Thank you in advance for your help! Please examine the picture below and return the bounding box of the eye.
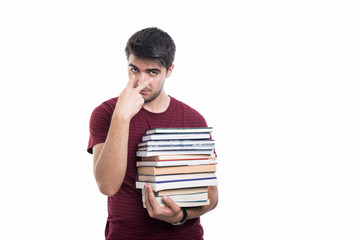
[149,71,158,76]
[131,68,139,73]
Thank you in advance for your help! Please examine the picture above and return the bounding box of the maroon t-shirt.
[87,96,207,240]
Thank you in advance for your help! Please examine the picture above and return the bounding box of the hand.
[144,183,183,224]
[114,75,153,121]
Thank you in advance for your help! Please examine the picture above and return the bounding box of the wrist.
[172,208,187,226]
[112,111,132,124]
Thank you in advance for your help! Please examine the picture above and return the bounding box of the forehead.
[128,54,165,70]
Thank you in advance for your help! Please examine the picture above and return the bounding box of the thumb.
[162,195,180,211]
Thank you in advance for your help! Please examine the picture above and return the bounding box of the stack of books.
[135,127,217,208]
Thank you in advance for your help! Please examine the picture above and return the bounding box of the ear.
[166,64,174,78]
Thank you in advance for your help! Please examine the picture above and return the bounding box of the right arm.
[92,116,130,196]
[93,76,153,196]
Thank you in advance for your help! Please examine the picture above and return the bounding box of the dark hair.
[125,27,176,70]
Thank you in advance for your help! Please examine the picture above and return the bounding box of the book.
[141,185,210,208]
[136,159,217,167]
[141,153,216,161]
[136,127,217,209]
[142,133,211,141]
[142,191,208,202]
[137,164,217,175]
[136,149,214,157]
[137,140,215,148]
[142,187,208,196]
[137,173,216,182]
[145,127,213,135]
[138,177,217,184]
[138,145,214,151]
[144,200,210,208]
[136,178,218,191]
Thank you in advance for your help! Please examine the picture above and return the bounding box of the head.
[125,27,176,102]
[125,27,176,70]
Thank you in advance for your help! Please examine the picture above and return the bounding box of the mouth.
[140,89,151,95]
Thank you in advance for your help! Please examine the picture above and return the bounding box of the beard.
[143,80,165,103]
[143,88,161,103]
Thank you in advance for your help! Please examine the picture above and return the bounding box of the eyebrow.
[129,64,161,73]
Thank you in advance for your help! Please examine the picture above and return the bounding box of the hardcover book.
[136,149,214,157]
[141,153,216,161]
[142,187,208,196]
[138,173,216,182]
[136,159,217,167]
[136,178,218,191]
[137,164,217,175]
[137,140,215,148]
[145,127,213,135]
[142,133,211,142]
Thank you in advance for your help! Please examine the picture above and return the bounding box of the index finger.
[136,78,153,91]
[127,75,136,88]
[144,184,155,213]
[146,184,159,206]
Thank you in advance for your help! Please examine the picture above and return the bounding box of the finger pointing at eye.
[136,78,153,92]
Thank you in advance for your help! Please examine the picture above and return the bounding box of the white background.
[1,0,359,239]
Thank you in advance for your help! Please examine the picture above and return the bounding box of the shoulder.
[94,97,118,112]
[170,96,208,127]
[89,97,118,129]
[171,96,203,115]
[87,97,118,154]
[91,97,118,118]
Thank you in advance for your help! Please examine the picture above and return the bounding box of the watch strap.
[172,208,188,226]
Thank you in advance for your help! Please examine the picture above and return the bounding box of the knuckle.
[153,209,162,217]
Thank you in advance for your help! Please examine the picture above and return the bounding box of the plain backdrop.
[1,0,359,239]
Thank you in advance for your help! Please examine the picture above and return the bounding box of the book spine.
[136,179,218,191]
[151,177,217,184]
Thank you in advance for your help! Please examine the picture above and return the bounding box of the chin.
[144,96,155,103]
[144,93,161,103]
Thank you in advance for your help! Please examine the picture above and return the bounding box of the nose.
[136,72,149,87]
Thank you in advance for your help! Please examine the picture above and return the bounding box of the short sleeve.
[87,102,113,154]
[197,114,208,128]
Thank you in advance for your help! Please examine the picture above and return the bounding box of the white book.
[144,200,210,208]
[145,127,213,135]
[136,178,218,191]
[142,133,211,141]
[142,192,209,203]
[142,187,208,196]
[137,173,216,182]
[136,159,217,167]
[137,140,215,147]
[138,145,214,151]
[136,149,214,157]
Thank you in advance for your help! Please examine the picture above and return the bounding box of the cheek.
[151,77,165,89]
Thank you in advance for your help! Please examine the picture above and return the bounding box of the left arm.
[144,184,218,224]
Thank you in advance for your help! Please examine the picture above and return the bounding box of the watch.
[172,208,188,226]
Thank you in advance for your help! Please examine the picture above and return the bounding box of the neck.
[143,91,171,113]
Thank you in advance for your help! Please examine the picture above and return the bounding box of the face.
[128,54,173,103]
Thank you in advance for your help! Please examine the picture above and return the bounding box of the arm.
[93,76,153,196]
[186,186,218,220]
[92,116,130,196]
[144,184,218,224]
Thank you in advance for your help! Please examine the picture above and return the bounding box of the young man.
[87,27,218,240]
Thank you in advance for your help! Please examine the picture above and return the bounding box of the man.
[87,27,218,240]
